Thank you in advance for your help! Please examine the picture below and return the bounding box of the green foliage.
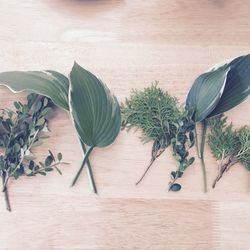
[236,126,250,170]
[0,70,69,111]
[121,83,195,191]
[186,54,250,192]
[0,94,64,211]
[186,67,230,122]
[69,63,121,188]
[69,62,121,148]
[208,115,250,187]
[122,83,180,142]
[208,115,238,160]
[0,63,122,193]
[186,54,250,122]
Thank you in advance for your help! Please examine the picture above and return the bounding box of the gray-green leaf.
[69,62,121,148]
[186,67,230,122]
[0,70,69,111]
[208,54,250,117]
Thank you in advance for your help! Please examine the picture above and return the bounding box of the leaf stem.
[195,124,201,158]
[79,140,97,194]
[71,145,95,187]
[2,172,11,212]
[200,120,208,193]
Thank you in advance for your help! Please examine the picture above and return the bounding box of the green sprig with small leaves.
[121,83,195,191]
[0,94,65,211]
[208,114,250,188]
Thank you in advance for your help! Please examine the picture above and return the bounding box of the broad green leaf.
[69,62,121,148]
[208,54,250,117]
[186,67,230,122]
[0,70,69,111]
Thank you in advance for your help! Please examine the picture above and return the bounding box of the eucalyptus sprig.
[0,94,65,211]
[208,115,250,188]
[122,83,195,191]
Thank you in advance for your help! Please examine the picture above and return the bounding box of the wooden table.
[0,0,249,249]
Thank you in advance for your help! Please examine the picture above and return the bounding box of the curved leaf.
[69,62,121,148]
[208,54,250,117]
[0,70,69,111]
[186,67,230,122]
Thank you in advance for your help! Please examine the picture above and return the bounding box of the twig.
[212,158,237,188]
[1,172,11,211]
[136,148,165,185]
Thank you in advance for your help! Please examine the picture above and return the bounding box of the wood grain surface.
[0,0,249,249]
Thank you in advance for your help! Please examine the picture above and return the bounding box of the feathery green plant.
[208,115,250,188]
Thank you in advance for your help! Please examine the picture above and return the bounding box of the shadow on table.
[46,0,124,17]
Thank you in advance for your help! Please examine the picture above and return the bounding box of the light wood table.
[0,1,249,249]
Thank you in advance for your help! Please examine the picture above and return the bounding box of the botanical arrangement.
[0,54,249,212]
[0,63,121,196]
[186,54,250,192]
[0,93,64,211]
[122,54,250,192]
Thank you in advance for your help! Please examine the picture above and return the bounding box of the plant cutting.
[208,115,250,188]
[121,83,195,191]
[69,63,121,187]
[0,93,64,211]
[0,63,121,193]
[186,54,250,192]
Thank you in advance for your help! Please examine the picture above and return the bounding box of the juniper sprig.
[208,114,250,188]
[121,83,195,191]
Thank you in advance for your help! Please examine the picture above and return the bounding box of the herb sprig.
[0,94,65,211]
[208,115,250,188]
[122,83,195,191]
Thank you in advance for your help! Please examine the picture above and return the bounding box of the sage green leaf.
[208,54,250,117]
[0,70,69,111]
[186,67,230,122]
[69,62,121,148]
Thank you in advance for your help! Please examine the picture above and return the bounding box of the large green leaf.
[208,54,250,117]
[186,66,230,122]
[69,62,121,148]
[0,70,69,111]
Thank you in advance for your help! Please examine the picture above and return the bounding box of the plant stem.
[71,145,95,187]
[79,140,97,194]
[136,149,165,185]
[195,124,201,158]
[30,161,68,175]
[2,173,11,212]
[136,159,155,185]
[212,158,236,188]
[200,120,208,193]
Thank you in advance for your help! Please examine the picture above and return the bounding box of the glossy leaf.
[186,67,230,122]
[169,183,182,192]
[208,54,250,117]
[0,70,69,111]
[69,62,121,148]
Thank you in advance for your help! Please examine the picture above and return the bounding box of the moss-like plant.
[208,115,250,187]
[122,83,195,191]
